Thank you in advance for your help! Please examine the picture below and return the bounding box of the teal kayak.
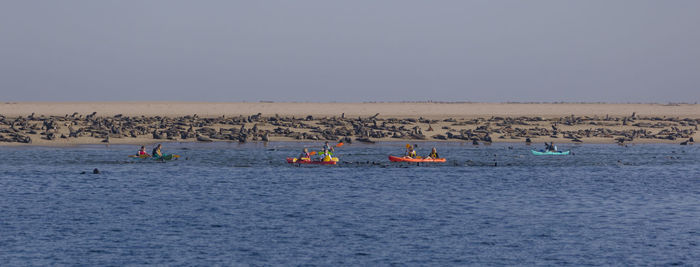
[153,154,178,160]
[128,154,180,160]
[531,150,570,155]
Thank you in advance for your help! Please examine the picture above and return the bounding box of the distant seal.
[196,135,213,142]
[680,137,694,145]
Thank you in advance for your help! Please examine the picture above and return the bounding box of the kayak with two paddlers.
[532,142,570,155]
[287,142,343,165]
[388,155,446,163]
[129,144,180,160]
[389,144,446,163]
[128,154,180,160]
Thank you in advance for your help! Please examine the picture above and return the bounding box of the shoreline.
[0,139,692,149]
[1,102,697,146]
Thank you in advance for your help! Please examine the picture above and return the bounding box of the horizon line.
[2,101,698,105]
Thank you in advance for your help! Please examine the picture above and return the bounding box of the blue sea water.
[0,142,698,265]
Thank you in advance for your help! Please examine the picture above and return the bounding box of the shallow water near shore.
[1,142,698,265]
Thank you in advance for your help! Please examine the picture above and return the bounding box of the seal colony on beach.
[0,110,697,146]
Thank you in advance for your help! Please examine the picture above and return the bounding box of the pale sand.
[1,102,699,118]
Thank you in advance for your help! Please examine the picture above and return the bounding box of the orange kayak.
[388,156,446,163]
[287,157,337,165]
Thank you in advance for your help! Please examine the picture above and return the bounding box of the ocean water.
[0,142,698,265]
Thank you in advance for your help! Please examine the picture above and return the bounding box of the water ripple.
[0,142,698,265]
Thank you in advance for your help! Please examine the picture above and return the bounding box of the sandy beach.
[1,102,698,146]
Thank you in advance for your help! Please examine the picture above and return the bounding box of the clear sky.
[1,1,699,102]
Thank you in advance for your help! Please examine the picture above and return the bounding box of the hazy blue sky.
[1,1,699,102]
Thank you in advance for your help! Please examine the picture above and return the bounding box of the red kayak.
[388,155,446,163]
[287,157,337,165]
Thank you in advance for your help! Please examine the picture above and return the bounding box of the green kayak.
[531,150,570,155]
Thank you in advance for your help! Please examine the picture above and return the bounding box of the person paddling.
[321,141,335,158]
[405,145,417,158]
[152,144,163,158]
[137,146,150,157]
[426,147,439,159]
[298,148,311,161]
[322,141,334,155]
[316,142,336,162]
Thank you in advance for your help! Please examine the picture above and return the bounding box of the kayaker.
[137,146,149,156]
[298,148,311,161]
[322,141,335,154]
[152,144,163,158]
[405,145,417,158]
[426,147,439,159]
[550,142,557,152]
[319,142,335,162]
[322,152,332,162]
